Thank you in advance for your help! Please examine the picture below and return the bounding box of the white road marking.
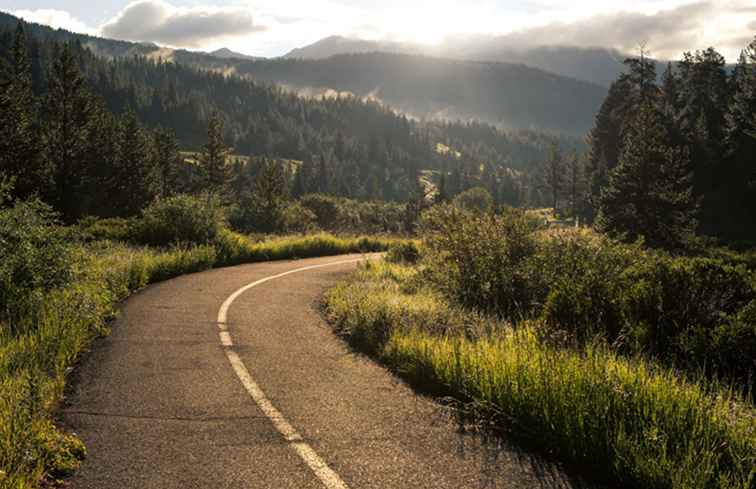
[217,256,373,489]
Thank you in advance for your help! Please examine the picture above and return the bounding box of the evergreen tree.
[316,152,330,194]
[199,112,229,193]
[436,172,449,203]
[81,105,119,216]
[596,103,697,249]
[152,127,182,198]
[565,150,585,219]
[540,143,564,213]
[251,158,287,232]
[113,110,155,215]
[0,23,41,199]
[661,62,680,118]
[583,79,632,222]
[722,38,756,240]
[43,43,94,222]
[676,48,729,235]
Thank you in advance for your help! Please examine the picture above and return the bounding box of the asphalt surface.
[63,254,585,489]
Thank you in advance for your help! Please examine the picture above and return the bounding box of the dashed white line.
[217,256,372,489]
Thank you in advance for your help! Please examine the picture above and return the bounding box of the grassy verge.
[324,260,756,489]
[0,230,397,489]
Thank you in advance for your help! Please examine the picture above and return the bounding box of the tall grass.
[0,230,399,489]
[325,260,756,489]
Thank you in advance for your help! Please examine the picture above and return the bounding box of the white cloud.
[9,0,756,60]
[12,8,96,35]
[100,0,267,48]
[493,1,755,61]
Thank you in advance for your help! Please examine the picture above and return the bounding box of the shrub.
[536,232,641,345]
[420,204,540,318]
[76,216,135,242]
[279,202,317,233]
[133,194,224,246]
[300,194,341,229]
[0,200,75,324]
[420,206,756,385]
[299,194,406,234]
[452,186,493,213]
[623,256,756,381]
[386,241,421,264]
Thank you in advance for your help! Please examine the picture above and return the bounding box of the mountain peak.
[210,47,256,60]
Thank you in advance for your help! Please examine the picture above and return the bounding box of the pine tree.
[596,103,697,249]
[113,110,155,215]
[436,172,449,203]
[565,150,585,219]
[316,152,330,194]
[676,48,729,235]
[251,158,287,232]
[722,38,756,240]
[540,143,564,214]
[661,62,680,118]
[153,127,182,198]
[44,42,94,222]
[199,112,229,193]
[81,104,119,216]
[583,80,632,221]
[0,23,41,199]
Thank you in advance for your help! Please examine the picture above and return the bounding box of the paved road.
[63,254,582,489]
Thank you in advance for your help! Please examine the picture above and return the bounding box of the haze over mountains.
[1,10,611,135]
[284,35,636,88]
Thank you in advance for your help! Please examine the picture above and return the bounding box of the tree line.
[533,40,756,248]
[0,20,580,224]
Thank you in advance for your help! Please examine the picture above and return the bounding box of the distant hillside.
[209,47,259,61]
[285,35,663,87]
[0,11,604,135]
[284,35,418,59]
[232,52,607,135]
[0,11,265,68]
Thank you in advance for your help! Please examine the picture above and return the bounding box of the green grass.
[0,231,400,489]
[325,260,756,489]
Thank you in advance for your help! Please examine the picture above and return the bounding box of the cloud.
[12,9,96,35]
[494,1,754,60]
[100,0,267,48]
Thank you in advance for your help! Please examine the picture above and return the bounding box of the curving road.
[63,254,582,489]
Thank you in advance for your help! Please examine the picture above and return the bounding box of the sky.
[1,0,754,60]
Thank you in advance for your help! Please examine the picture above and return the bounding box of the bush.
[0,200,75,323]
[279,202,317,233]
[134,194,224,246]
[299,194,341,229]
[420,204,540,318]
[299,194,406,234]
[536,232,641,345]
[623,256,756,380]
[452,186,493,213]
[76,216,134,242]
[386,240,421,264]
[420,207,756,385]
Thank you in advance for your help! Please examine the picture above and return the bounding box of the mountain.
[285,36,651,87]
[0,11,264,68]
[0,16,583,208]
[284,35,417,59]
[209,47,259,61]
[0,10,605,135]
[231,52,607,135]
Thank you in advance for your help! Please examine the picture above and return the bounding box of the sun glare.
[389,3,503,45]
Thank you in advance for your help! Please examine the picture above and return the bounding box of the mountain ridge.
[0,10,605,135]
